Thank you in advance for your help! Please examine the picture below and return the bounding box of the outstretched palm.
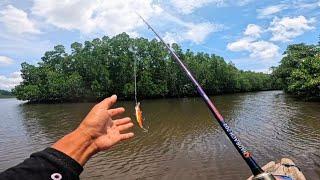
[78,95,134,151]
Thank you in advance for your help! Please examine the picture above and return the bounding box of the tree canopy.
[272,40,320,100]
[13,33,276,102]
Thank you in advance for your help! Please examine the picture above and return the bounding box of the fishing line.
[130,45,149,132]
[136,13,282,180]
[134,49,138,105]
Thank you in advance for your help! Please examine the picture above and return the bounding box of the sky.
[0,0,319,90]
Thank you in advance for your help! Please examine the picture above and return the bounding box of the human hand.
[52,95,134,166]
[77,95,134,151]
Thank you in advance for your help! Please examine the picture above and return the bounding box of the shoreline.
[17,89,281,104]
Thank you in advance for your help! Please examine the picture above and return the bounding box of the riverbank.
[0,95,15,98]
[22,89,280,104]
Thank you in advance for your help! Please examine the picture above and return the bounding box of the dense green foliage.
[272,41,320,100]
[13,33,276,102]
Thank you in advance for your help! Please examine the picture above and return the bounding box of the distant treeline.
[0,89,12,97]
[271,38,320,100]
[13,33,278,102]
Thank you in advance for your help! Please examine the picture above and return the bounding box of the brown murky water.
[0,91,319,179]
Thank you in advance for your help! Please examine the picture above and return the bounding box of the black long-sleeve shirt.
[0,148,83,180]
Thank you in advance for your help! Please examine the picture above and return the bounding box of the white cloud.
[0,56,14,66]
[229,57,276,73]
[32,0,162,36]
[249,41,280,60]
[227,37,252,51]
[0,5,40,34]
[163,32,180,44]
[127,31,140,38]
[244,24,263,38]
[258,2,320,19]
[227,19,286,61]
[0,5,50,60]
[227,38,280,60]
[0,72,22,90]
[295,1,320,9]
[257,4,287,18]
[170,0,254,14]
[237,0,254,6]
[0,32,52,58]
[170,0,224,14]
[159,12,222,44]
[163,22,221,44]
[0,1,10,7]
[184,22,219,44]
[269,16,315,42]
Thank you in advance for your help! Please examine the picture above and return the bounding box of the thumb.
[99,95,117,109]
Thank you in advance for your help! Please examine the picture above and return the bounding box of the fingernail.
[112,94,117,99]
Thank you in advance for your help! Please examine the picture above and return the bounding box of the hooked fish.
[135,102,147,131]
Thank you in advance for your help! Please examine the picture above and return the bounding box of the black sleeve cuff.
[31,147,83,176]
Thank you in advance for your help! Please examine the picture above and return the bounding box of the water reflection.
[0,91,319,179]
[19,103,92,139]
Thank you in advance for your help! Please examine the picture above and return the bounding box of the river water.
[0,91,319,179]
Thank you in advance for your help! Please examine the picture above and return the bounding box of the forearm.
[1,95,133,180]
[0,129,94,180]
[52,128,98,166]
[0,148,83,180]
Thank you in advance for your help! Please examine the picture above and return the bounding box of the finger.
[120,132,134,141]
[98,95,117,109]
[108,107,125,117]
[114,117,131,126]
[118,122,134,132]
[262,161,276,171]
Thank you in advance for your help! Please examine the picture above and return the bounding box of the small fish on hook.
[135,102,148,132]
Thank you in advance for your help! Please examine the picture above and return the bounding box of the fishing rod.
[137,14,276,180]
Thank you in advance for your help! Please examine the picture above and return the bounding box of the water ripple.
[0,91,319,179]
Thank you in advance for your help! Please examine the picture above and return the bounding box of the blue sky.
[0,0,319,90]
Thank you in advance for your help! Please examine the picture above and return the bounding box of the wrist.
[52,128,98,166]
